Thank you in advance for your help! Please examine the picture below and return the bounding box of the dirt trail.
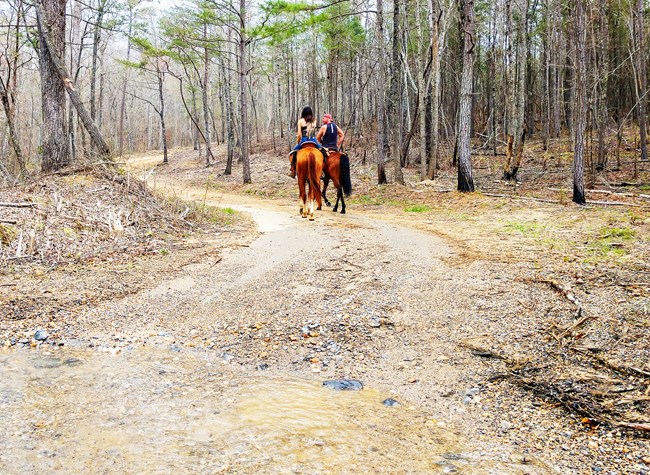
[43,163,547,473]
[3,158,560,473]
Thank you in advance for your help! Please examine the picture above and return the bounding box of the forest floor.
[1,138,649,474]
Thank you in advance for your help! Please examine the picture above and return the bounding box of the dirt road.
[1,168,558,473]
[47,170,555,472]
[13,152,650,473]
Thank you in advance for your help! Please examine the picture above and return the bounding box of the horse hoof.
[317,206,322,211]
[340,210,346,214]
[302,214,307,219]
[325,202,332,207]
[309,217,314,221]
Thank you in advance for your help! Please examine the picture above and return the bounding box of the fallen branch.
[0,202,36,208]
[527,277,585,318]
[573,348,650,379]
[0,219,17,224]
[586,199,644,207]
[34,162,123,180]
[482,192,648,208]
[619,422,650,432]
[493,373,650,432]
[482,193,559,204]
[459,339,510,362]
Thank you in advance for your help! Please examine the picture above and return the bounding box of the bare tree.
[572,0,586,204]
[0,0,26,176]
[239,0,251,183]
[376,0,387,184]
[633,0,648,162]
[38,0,70,172]
[457,0,475,192]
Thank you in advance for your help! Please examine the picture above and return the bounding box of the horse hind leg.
[339,188,346,214]
[301,196,309,218]
[322,177,331,207]
[309,198,315,221]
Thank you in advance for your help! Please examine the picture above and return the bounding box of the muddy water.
[0,347,501,474]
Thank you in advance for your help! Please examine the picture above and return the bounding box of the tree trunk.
[573,0,586,204]
[457,0,475,192]
[427,0,444,180]
[118,6,133,157]
[388,0,400,164]
[635,0,648,161]
[542,0,550,151]
[595,4,609,171]
[376,0,388,184]
[36,2,111,161]
[38,0,70,172]
[191,87,201,152]
[90,0,105,126]
[0,78,26,176]
[240,0,251,183]
[157,68,168,164]
[202,23,214,166]
[503,0,528,181]
[416,0,428,182]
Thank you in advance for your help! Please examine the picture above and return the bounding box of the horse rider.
[316,113,345,152]
[288,106,327,178]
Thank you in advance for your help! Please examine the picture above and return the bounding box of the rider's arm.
[337,128,345,148]
[296,119,303,144]
[316,126,326,144]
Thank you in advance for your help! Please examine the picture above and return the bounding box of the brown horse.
[295,143,324,220]
[322,151,352,214]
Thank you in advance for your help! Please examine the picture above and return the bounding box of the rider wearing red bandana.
[317,113,345,152]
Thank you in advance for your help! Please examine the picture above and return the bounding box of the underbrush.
[0,167,242,271]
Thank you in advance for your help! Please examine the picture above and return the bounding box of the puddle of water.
[0,348,517,474]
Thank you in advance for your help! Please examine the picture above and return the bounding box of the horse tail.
[308,152,322,203]
[339,153,352,197]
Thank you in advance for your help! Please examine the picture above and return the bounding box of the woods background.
[0,0,649,200]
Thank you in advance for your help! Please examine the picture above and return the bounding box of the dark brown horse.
[322,151,352,214]
[295,143,324,220]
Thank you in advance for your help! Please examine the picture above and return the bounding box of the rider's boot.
[288,152,296,178]
[320,148,329,167]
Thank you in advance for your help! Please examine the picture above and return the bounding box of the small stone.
[256,363,269,371]
[323,379,363,391]
[34,329,49,341]
[382,398,400,407]
[509,453,533,465]
[500,420,513,431]
[465,387,480,396]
